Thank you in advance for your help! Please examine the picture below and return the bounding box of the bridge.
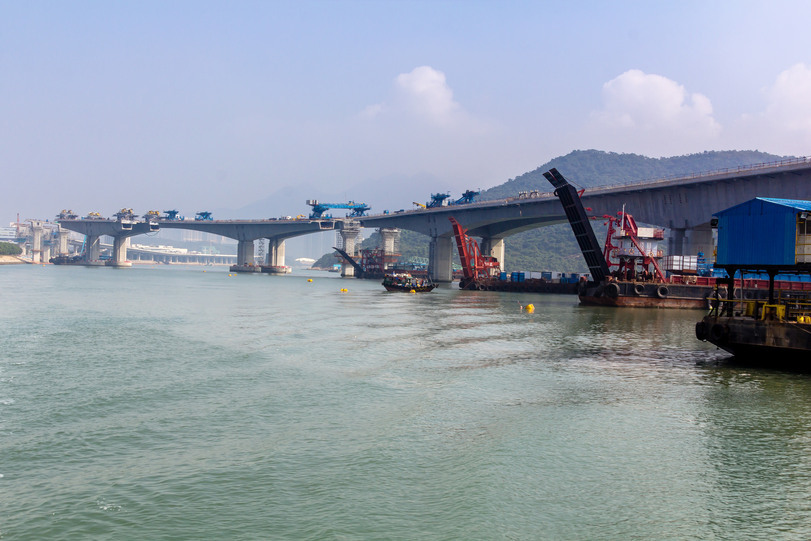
[52,157,811,281]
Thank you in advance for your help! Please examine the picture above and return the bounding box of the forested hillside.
[314,149,788,273]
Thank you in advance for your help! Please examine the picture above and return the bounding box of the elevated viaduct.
[55,157,811,281]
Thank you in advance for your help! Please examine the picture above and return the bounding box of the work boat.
[382,273,436,292]
[695,197,811,368]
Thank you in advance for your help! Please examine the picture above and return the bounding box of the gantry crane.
[306,200,370,219]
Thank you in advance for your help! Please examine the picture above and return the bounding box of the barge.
[695,197,811,366]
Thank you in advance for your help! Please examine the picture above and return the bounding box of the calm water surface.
[1,265,810,540]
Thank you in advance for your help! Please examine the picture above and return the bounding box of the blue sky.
[3,0,811,222]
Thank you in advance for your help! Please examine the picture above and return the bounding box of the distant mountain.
[480,149,786,201]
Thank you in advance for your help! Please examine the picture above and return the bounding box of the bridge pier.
[268,238,286,267]
[379,227,399,254]
[58,227,70,255]
[339,222,362,277]
[429,236,455,283]
[30,221,44,263]
[480,237,505,272]
[84,234,102,264]
[231,240,260,272]
[108,236,132,267]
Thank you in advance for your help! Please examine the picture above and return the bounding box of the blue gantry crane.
[453,190,480,205]
[306,200,370,219]
[425,190,479,208]
[195,211,213,221]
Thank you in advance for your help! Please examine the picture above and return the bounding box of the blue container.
[500,272,507,281]
[541,271,552,280]
[518,272,525,282]
[716,198,811,266]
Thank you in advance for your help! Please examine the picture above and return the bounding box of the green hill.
[314,149,788,273]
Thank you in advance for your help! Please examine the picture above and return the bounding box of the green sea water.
[1,264,810,540]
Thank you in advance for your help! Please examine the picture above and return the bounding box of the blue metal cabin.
[715,197,811,268]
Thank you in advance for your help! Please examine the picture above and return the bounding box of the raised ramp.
[332,247,365,277]
[543,168,609,283]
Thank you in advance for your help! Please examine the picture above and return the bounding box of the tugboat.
[696,197,811,367]
[382,273,436,292]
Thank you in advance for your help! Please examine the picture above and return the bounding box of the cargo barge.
[695,197,811,366]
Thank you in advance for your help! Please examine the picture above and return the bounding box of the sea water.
[1,265,810,540]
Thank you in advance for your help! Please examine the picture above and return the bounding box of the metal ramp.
[543,168,609,283]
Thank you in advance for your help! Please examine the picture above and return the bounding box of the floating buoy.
[307,278,313,282]
[524,303,535,313]
[409,289,416,294]
[339,288,348,292]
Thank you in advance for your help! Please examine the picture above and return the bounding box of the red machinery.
[449,217,501,288]
[598,211,666,282]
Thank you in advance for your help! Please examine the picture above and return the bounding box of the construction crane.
[453,190,480,205]
[306,200,370,219]
[162,210,184,221]
[56,210,78,220]
[426,193,451,208]
[448,216,501,289]
[412,201,427,209]
[195,211,213,221]
[113,208,136,221]
[143,210,161,221]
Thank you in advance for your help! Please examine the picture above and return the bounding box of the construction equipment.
[543,168,609,283]
[143,210,161,221]
[453,190,480,205]
[599,210,666,281]
[57,210,78,220]
[307,200,370,219]
[195,211,213,221]
[114,208,136,221]
[163,210,184,221]
[426,193,451,208]
[412,201,427,209]
[449,216,501,289]
[332,247,399,279]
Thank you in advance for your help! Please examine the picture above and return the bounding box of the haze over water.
[2,265,810,540]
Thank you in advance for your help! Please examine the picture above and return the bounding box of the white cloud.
[764,63,811,131]
[394,66,460,122]
[586,69,721,156]
[360,66,477,130]
[729,63,811,156]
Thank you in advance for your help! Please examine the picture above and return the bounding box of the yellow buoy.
[340,288,348,292]
[409,289,416,294]
[524,303,535,313]
[307,278,313,282]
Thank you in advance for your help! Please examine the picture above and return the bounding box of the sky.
[3,0,811,223]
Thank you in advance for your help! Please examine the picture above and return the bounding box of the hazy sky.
[3,0,811,222]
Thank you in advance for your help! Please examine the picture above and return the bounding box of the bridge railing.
[584,155,811,194]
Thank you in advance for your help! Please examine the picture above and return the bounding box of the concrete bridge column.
[84,235,101,263]
[236,240,255,266]
[379,228,400,254]
[480,237,505,272]
[110,236,132,267]
[58,227,70,255]
[685,226,715,260]
[429,236,455,283]
[668,228,686,256]
[340,222,361,277]
[268,238,286,267]
[31,222,44,263]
